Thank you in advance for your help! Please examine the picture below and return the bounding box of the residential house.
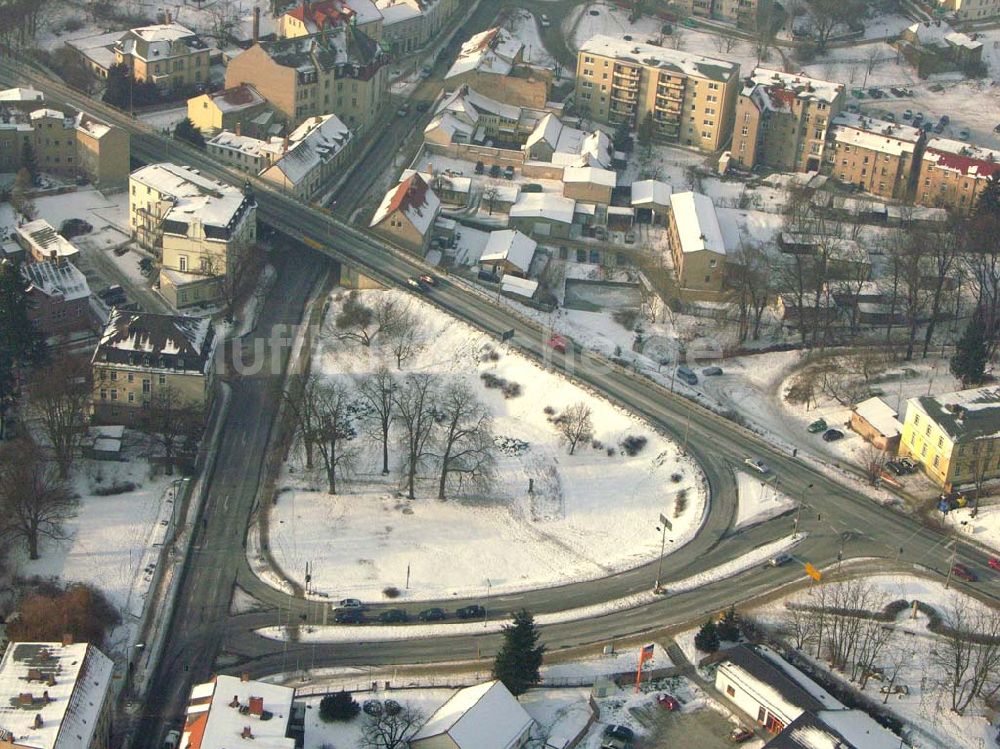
[179,673,304,749]
[824,113,924,201]
[0,640,114,749]
[479,229,537,278]
[932,0,1000,21]
[186,84,270,136]
[129,163,257,308]
[401,168,470,205]
[225,28,390,132]
[279,0,384,41]
[376,0,459,53]
[423,86,541,150]
[91,309,214,424]
[915,138,1000,213]
[574,35,740,151]
[775,288,839,330]
[631,179,673,224]
[369,172,441,253]
[66,30,123,80]
[523,112,612,168]
[562,165,616,204]
[675,0,770,28]
[668,191,727,296]
[508,193,575,239]
[114,23,212,93]
[896,22,984,75]
[732,68,845,173]
[445,27,551,109]
[899,385,1000,489]
[15,220,79,263]
[21,259,97,338]
[409,680,535,749]
[851,396,903,452]
[716,645,902,748]
[73,111,131,188]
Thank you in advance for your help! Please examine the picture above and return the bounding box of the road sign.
[804,562,822,582]
[659,513,673,531]
[501,328,515,342]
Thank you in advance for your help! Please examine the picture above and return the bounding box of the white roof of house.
[446,27,523,79]
[74,112,113,139]
[853,396,902,437]
[378,1,421,24]
[525,112,563,149]
[370,172,441,235]
[528,115,612,169]
[22,260,92,302]
[16,220,79,260]
[579,35,737,82]
[670,192,725,255]
[0,642,113,749]
[410,680,534,749]
[510,193,575,223]
[944,31,982,49]
[118,23,205,61]
[180,675,295,749]
[631,179,672,207]
[493,184,520,203]
[786,710,903,749]
[30,108,68,122]
[480,229,537,271]
[0,87,44,102]
[265,113,352,186]
[501,275,539,298]
[66,31,122,70]
[130,163,252,229]
[208,131,275,159]
[563,165,616,188]
[830,113,921,156]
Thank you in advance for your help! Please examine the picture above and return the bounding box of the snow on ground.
[302,689,453,749]
[257,534,805,643]
[266,288,708,603]
[508,9,558,71]
[943,503,1000,554]
[543,643,670,682]
[138,106,189,134]
[734,471,797,530]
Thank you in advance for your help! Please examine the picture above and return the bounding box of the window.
[914,414,920,426]
[179,255,188,272]
[159,374,167,386]
[110,389,118,401]
[704,275,711,283]
[933,454,940,468]
[143,379,151,393]
[726,685,735,697]
[128,392,135,403]
[110,371,118,382]
[925,425,931,437]
[938,436,944,448]
[128,373,134,383]
[100,389,107,400]
[741,126,748,136]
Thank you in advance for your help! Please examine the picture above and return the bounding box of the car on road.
[420,66,433,79]
[744,457,769,474]
[940,114,950,126]
[406,277,429,292]
[952,563,978,582]
[540,13,550,27]
[882,112,895,123]
[415,101,431,113]
[922,121,934,132]
[729,727,754,743]
[163,730,180,749]
[868,87,883,98]
[933,121,945,134]
[418,607,447,621]
[822,428,845,442]
[807,418,828,434]
[676,365,698,386]
[419,274,437,286]
[959,127,971,140]
[624,229,636,244]
[657,693,680,710]
[768,553,793,567]
[334,609,365,624]
[377,609,408,623]
[475,160,485,175]
[546,334,568,354]
[339,598,363,609]
[456,604,486,619]
[994,123,1000,134]
[702,366,723,376]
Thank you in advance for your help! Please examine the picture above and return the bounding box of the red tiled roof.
[183,711,209,749]
[217,84,257,107]
[930,148,1000,178]
[767,88,796,109]
[286,0,355,29]
[385,173,429,217]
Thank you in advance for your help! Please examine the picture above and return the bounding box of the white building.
[15,220,80,263]
[480,229,537,277]
[179,674,301,749]
[0,640,114,749]
[409,680,535,749]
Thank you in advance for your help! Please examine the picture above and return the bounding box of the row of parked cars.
[332,598,487,624]
[475,161,516,180]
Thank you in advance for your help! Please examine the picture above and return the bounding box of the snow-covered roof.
[400,170,471,195]
[370,172,441,235]
[501,275,538,298]
[830,113,922,156]
[480,229,537,272]
[0,87,44,103]
[30,108,68,122]
[16,220,80,260]
[670,192,725,256]
[775,710,902,749]
[446,27,523,79]
[95,310,213,374]
[265,113,352,186]
[944,31,982,49]
[631,179,673,207]
[204,84,265,114]
[411,681,534,749]
[208,130,275,160]
[525,112,563,149]
[905,22,981,50]
[579,35,737,82]
[22,260,92,302]
[527,114,612,169]
[74,112,113,139]
[510,193,575,223]
[66,31,122,70]
[853,396,901,437]
[923,138,1000,179]
[180,675,295,749]
[743,68,843,106]
[283,0,383,33]
[256,23,384,73]
[130,163,253,230]
[116,23,207,61]
[0,642,113,749]
[378,1,421,24]
[563,165,616,188]
[909,385,1000,442]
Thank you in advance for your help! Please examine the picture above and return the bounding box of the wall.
[92,365,208,425]
[226,45,298,122]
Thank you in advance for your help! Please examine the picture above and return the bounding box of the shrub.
[481,373,503,389]
[543,406,556,417]
[501,381,521,399]
[591,439,604,450]
[92,481,137,496]
[6,583,120,646]
[487,350,501,361]
[382,586,400,598]
[606,447,615,457]
[613,308,639,330]
[694,619,720,653]
[319,691,360,722]
[674,491,687,518]
[63,17,84,32]
[670,472,683,483]
[620,435,648,456]
[718,606,740,641]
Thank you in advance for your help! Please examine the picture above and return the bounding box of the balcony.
[611,78,638,93]
[611,91,637,105]
[613,66,640,80]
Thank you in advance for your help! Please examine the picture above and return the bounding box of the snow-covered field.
[734,470,797,530]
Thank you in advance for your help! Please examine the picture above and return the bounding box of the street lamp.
[653,512,674,593]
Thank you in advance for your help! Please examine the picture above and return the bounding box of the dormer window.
[143,355,151,367]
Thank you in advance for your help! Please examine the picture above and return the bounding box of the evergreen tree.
[950,314,989,386]
[103,63,131,109]
[0,262,46,438]
[637,115,654,152]
[717,606,740,642]
[694,619,720,653]
[20,140,37,183]
[174,118,206,149]
[975,171,1000,219]
[493,609,545,696]
[319,690,360,722]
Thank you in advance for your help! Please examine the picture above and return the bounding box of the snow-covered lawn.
[943,503,1000,554]
[507,9,558,71]
[264,288,708,603]
[734,470,797,530]
[543,642,669,682]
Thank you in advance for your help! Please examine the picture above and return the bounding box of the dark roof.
[763,710,901,749]
[722,646,831,715]
[260,25,381,72]
[915,386,1000,441]
[94,310,213,374]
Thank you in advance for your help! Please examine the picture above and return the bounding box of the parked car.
[339,598,363,609]
[768,553,793,567]
[475,161,485,175]
[922,121,934,132]
[334,609,364,624]
[890,86,906,97]
[489,164,502,178]
[868,87,883,98]
[994,123,1000,134]
[624,230,636,244]
[807,418,828,434]
[940,114,950,125]
[503,165,515,180]
[879,683,910,695]
[898,457,916,473]
[883,112,896,123]
[456,604,486,619]
[912,112,924,125]
[933,122,945,134]
[675,365,698,386]
[377,609,408,623]
[847,103,860,113]
[702,366,723,376]
[540,13,550,27]
[886,460,906,476]
[729,727,754,743]
[163,730,180,749]
[657,693,680,710]
[822,428,845,442]
[418,607,446,621]
[420,66,433,79]
[397,104,409,117]
[415,101,431,112]
[902,108,913,119]
[603,725,635,743]
[419,274,437,286]
[951,563,978,582]
[60,218,92,238]
[959,127,971,140]
[988,557,1000,572]
[744,457,769,474]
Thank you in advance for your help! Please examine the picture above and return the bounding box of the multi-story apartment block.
[280,0,384,41]
[900,386,1000,489]
[675,0,768,27]
[21,259,98,338]
[225,27,390,131]
[207,113,353,199]
[824,113,924,201]
[934,0,1000,21]
[732,68,845,172]
[445,27,551,109]
[574,35,740,152]
[91,310,214,424]
[377,0,459,54]
[186,84,270,137]
[915,137,1000,213]
[129,163,257,308]
[0,640,114,749]
[114,23,211,93]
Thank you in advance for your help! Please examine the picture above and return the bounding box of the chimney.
[229,695,240,708]
[235,121,241,136]
[248,696,264,716]
[42,691,50,704]
[166,9,172,24]
[282,135,289,153]
[18,694,33,706]
[33,715,43,730]
[252,7,261,45]
[241,672,251,683]
[241,726,254,739]
[61,633,73,646]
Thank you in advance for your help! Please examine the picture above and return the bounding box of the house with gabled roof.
[279,0,384,41]
[21,260,98,338]
[370,172,441,253]
[445,27,551,108]
[409,680,535,749]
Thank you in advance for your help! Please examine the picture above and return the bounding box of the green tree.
[694,619,720,653]
[0,262,45,439]
[975,171,1000,218]
[319,691,360,722]
[637,115,654,152]
[950,314,989,387]
[102,62,131,109]
[20,140,38,183]
[174,117,206,149]
[493,609,545,696]
[717,606,740,642]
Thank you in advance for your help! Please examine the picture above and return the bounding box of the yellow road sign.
[804,562,822,582]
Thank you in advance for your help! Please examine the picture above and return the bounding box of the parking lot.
[630,700,743,749]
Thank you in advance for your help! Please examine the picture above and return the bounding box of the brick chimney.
[282,135,289,153]
[241,726,254,739]
[252,6,261,45]
[18,694,33,706]
[248,696,264,717]
[229,695,240,708]
[235,121,242,136]
[241,672,251,682]
[33,715,43,730]
[61,633,74,646]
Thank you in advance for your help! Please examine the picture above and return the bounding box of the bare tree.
[138,387,204,476]
[357,367,395,475]
[310,380,360,495]
[393,373,439,499]
[207,0,241,46]
[919,222,960,357]
[384,305,425,369]
[553,403,593,455]
[783,604,817,650]
[785,367,821,411]
[335,292,403,348]
[359,703,424,749]
[284,373,321,470]
[730,237,772,342]
[809,0,864,50]
[215,241,266,324]
[29,355,91,479]
[433,381,495,500]
[482,185,501,216]
[932,600,1000,714]
[860,443,888,485]
[852,614,893,687]
[0,439,77,560]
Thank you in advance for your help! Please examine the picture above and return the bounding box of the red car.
[988,557,1000,572]
[546,334,568,354]
[657,693,680,711]
[952,563,978,582]
[729,727,754,743]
